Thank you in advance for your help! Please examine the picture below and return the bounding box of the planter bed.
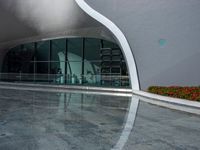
[148,86,200,102]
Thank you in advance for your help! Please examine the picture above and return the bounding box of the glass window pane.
[21,62,34,82]
[68,38,83,61]
[35,62,49,82]
[85,38,101,61]
[50,62,65,84]
[67,61,82,85]
[6,46,22,73]
[23,43,34,51]
[103,40,119,49]
[23,43,35,62]
[84,61,101,86]
[36,41,50,61]
[21,61,34,74]
[7,61,21,73]
[52,39,66,61]
[36,62,48,74]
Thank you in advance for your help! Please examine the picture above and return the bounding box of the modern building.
[0,1,200,150]
[0,0,200,90]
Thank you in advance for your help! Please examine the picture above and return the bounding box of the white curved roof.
[0,0,114,49]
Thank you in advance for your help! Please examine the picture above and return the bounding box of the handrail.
[0,72,130,88]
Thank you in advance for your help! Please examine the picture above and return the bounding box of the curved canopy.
[0,0,114,49]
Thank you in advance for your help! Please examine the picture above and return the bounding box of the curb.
[133,90,200,115]
[0,82,132,97]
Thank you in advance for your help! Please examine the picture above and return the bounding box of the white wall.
[85,0,200,89]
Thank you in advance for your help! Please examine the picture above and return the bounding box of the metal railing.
[0,73,130,88]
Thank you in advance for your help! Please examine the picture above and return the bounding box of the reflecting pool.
[0,88,199,150]
[0,89,131,150]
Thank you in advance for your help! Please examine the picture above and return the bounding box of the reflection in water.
[112,96,139,150]
[0,88,132,150]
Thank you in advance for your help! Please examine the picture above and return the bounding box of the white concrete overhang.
[0,0,114,49]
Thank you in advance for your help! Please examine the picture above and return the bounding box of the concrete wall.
[86,0,200,89]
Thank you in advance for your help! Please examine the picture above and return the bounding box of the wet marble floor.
[0,88,199,150]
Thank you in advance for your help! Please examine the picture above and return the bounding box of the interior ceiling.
[0,0,114,49]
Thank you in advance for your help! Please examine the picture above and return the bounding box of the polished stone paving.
[0,88,199,150]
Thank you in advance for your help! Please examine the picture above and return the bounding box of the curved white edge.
[0,81,132,97]
[0,26,111,49]
[133,90,200,115]
[111,96,139,150]
[75,0,140,91]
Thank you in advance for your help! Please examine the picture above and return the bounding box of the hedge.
[147,86,200,102]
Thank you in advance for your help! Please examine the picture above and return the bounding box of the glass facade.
[1,38,130,88]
